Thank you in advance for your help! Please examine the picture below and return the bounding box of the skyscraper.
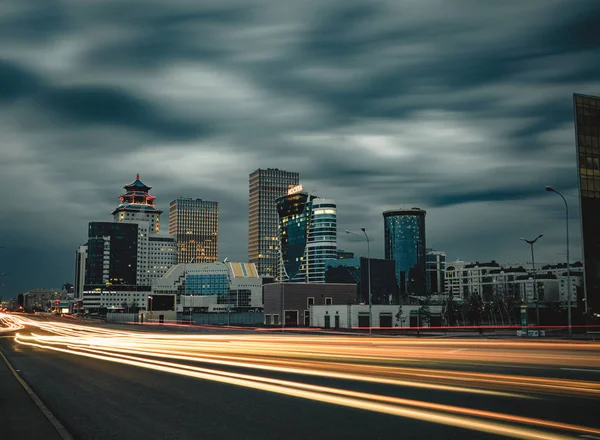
[307,198,338,283]
[574,93,600,312]
[85,222,138,286]
[276,189,337,283]
[112,175,177,284]
[169,198,219,263]
[383,208,427,295]
[248,168,299,277]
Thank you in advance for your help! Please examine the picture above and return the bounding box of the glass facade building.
[276,192,315,282]
[307,198,338,283]
[325,257,399,304]
[383,208,427,295]
[276,192,337,282]
[184,273,229,297]
[575,93,600,312]
[248,168,300,277]
[426,249,447,294]
[169,198,219,263]
[85,222,138,286]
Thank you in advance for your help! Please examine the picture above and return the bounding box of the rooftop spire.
[136,173,140,180]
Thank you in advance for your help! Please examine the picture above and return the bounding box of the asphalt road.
[1,314,599,440]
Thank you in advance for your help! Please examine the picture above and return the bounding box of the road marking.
[447,348,467,354]
[580,435,600,439]
[562,368,600,374]
[0,347,74,440]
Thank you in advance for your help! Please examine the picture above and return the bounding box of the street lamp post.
[520,234,543,327]
[545,186,572,339]
[148,295,153,323]
[345,228,372,336]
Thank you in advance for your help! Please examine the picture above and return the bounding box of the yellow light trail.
[2,313,600,439]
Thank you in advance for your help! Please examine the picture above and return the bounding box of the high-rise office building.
[112,175,177,284]
[249,168,300,277]
[383,208,427,295]
[85,222,138,286]
[276,189,337,282]
[426,249,446,294]
[307,198,338,283]
[575,93,600,312]
[169,198,219,263]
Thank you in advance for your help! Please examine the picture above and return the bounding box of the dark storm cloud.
[36,85,211,140]
[0,60,42,102]
[0,0,597,296]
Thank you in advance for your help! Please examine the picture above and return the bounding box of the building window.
[325,297,332,305]
[307,297,315,307]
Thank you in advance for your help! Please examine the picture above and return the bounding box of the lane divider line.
[0,346,74,440]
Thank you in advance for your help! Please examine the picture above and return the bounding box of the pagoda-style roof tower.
[111,174,163,215]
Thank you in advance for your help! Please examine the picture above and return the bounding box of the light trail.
[2,312,600,439]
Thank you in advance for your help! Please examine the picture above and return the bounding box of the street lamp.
[545,186,572,339]
[148,295,153,321]
[345,228,372,336]
[520,234,543,327]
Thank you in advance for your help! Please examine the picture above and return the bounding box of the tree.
[446,293,460,326]
[467,294,484,326]
[395,305,405,327]
[121,302,139,314]
[419,296,432,326]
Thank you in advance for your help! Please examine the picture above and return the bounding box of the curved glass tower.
[276,192,337,283]
[307,199,337,283]
[383,208,426,295]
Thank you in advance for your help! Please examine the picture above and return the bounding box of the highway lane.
[1,313,600,440]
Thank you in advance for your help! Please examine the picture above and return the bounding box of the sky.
[0,0,599,298]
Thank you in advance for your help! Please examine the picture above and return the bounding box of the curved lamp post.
[545,186,572,339]
[345,228,372,335]
[520,234,543,327]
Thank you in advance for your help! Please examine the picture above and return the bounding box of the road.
[1,313,600,440]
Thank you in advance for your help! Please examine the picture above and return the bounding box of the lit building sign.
[287,184,304,195]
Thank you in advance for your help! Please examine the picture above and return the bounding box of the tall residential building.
[112,175,178,284]
[169,198,219,263]
[383,208,427,295]
[85,222,138,286]
[248,168,299,277]
[426,249,446,294]
[276,189,337,283]
[574,93,600,312]
[74,244,87,298]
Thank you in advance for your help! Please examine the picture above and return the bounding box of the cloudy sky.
[0,0,598,297]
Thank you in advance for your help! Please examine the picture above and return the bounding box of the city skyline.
[1,0,598,296]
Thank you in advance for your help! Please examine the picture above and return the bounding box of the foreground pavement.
[1,313,600,440]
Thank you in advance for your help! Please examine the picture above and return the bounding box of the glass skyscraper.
[248,168,299,277]
[169,198,219,263]
[307,198,338,283]
[383,208,427,295]
[575,93,600,312]
[85,222,138,286]
[276,192,337,282]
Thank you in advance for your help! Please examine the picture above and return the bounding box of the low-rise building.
[310,304,444,328]
[324,257,398,304]
[152,261,262,313]
[23,288,68,313]
[83,284,151,314]
[263,282,357,326]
